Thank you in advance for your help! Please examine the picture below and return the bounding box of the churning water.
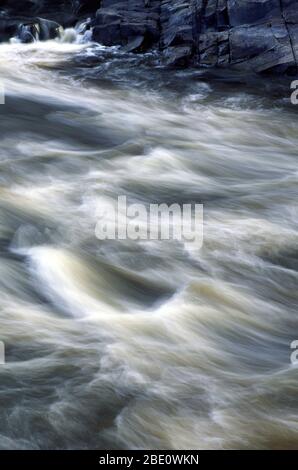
[0,32,297,449]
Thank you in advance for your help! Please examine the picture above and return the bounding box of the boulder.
[0,0,99,42]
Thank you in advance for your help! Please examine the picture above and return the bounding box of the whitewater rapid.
[0,35,298,449]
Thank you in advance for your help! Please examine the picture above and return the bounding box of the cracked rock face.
[0,0,297,73]
[93,0,298,73]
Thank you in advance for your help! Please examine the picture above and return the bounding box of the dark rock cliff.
[1,0,297,74]
[93,0,298,73]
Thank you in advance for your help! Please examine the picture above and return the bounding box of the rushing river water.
[0,32,298,450]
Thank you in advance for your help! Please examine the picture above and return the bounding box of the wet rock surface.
[92,0,298,73]
[1,0,297,73]
[0,1,97,42]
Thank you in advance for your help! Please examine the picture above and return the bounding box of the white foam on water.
[0,37,297,449]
